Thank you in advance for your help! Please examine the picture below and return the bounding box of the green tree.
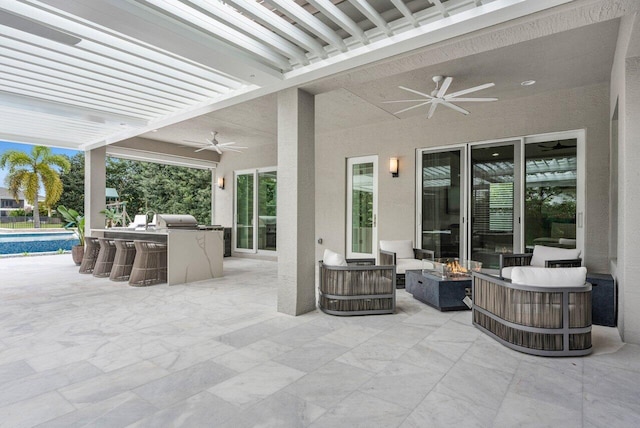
[57,152,85,213]
[0,146,70,228]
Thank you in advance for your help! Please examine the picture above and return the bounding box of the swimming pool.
[0,231,79,255]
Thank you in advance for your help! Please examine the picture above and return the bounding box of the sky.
[0,140,79,190]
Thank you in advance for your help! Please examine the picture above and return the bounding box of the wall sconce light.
[217,176,225,190]
[389,157,399,177]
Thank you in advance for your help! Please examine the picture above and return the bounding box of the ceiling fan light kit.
[383,75,498,119]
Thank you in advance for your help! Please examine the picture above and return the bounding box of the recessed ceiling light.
[151,129,158,132]
[521,80,536,86]
[492,152,500,157]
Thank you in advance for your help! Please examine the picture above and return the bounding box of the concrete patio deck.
[0,254,639,427]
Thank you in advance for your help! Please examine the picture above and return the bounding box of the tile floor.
[1,255,639,427]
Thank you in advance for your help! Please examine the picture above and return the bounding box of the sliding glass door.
[419,149,463,258]
[234,168,277,253]
[524,138,578,251]
[417,131,583,269]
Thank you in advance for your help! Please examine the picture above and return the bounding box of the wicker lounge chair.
[499,245,582,279]
[319,249,396,316]
[472,267,592,357]
[379,240,434,288]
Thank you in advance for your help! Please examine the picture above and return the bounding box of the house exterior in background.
[0,187,25,217]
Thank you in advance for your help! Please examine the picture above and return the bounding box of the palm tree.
[0,146,70,228]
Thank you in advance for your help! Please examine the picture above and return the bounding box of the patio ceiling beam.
[347,0,393,36]
[429,0,450,18]
[139,0,292,71]
[181,0,310,66]
[306,0,369,44]
[263,0,348,52]
[222,0,327,60]
[389,0,418,27]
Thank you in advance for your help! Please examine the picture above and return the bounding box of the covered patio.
[1,254,638,427]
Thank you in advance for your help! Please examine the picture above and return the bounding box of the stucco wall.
[315,82,610,272]
[610,12,640,343]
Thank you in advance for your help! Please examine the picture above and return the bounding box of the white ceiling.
[0,0,577,151]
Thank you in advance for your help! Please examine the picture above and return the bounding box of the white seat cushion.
[379,240,414,259]
[530,245,581,267]
[511,266,587,287]
[323,249,348,267]
[501,266,516,279]
[396,258,426,274]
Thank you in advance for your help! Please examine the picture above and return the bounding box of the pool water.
[0,231,79,255]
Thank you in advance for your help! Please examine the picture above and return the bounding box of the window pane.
[258,171,277,251]
[471,145,515,268]
[351,162,374,254]
[525,139,577,251]
[236,173,254,249]
[421,150,461,258]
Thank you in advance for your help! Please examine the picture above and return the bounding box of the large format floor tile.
[0,255,638,427]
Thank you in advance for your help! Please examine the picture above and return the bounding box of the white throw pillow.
[530,245,581,267]
[323,249,348,267]
[511,266,587,287]
[379,240,414,259]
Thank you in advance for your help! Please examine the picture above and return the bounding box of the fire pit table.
[405,259,482,311]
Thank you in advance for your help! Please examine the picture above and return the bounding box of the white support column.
[84,147,106,235]
[277,88,315,316]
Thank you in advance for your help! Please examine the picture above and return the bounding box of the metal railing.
[0,216,63,229]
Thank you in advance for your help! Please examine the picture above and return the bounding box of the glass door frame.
[415,145,469,260]
[346,155,378,259]
[466,138,522,267]
[233,166,278,255]
[415,129,585,264]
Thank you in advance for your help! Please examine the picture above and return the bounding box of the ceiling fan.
[538,141,577,151]
[182,131,247,154]
[382,75,498,118]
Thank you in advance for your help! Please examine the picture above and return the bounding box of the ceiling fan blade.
[381,99,428,103]
[436,76,453,98]
[222,147,244,153]
[182,140,206,145]
[398,86,433,99]
[427,102,438,119]
[194,146,209,153]
[440,101,470,115]
[217,142,238,146]
[445,97,498,102]
[213,145,223,154]
[445,82,495,99]
[393,101,433,115]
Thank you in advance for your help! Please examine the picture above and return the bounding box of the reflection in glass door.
[234,168,277,253]
[235,173,254,250]
[524,139,577,251]
[257,171,277,251]
[420,150,463,258]
[347,156,377,259]
[470,143,517,269]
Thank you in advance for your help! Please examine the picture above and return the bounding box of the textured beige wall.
[315,82,610,272]
[610,12,640,343]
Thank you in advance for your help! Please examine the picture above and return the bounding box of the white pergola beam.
[183,0,310,66]
[141,0,292,71]
[306,0,369,44]
[348,0,392,36]
[429,0,450,18]
[264,0,347,52]
[223,0,327,59]
[390,0,418,26]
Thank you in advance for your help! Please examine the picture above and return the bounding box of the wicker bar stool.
[79,237,100,274]
[92,238,117,278]
[109,239,137,282]
[129,241,168,286]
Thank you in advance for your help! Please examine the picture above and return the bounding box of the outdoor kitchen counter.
[91,228,224,285]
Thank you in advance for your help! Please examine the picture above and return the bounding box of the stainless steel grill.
[156,214,198,229]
